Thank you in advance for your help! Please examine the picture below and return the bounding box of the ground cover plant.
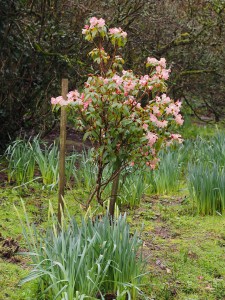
[5,139,36,186]
[5,137,78,189]
[187,133,225,215]
[18,207,145,300]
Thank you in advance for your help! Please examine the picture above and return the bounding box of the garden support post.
[58,78,68,226]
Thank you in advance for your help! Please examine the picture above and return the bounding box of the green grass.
[0,259,37,300]
[5,139,36,186]
[129,196,225,300]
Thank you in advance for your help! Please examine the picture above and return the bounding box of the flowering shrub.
[51,17,183,212]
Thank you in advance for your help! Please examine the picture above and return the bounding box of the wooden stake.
[58,78,68,226]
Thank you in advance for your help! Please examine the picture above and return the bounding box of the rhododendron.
[51,17,184,215]
[147,132,158,147]
[161,69,171,80]
[147,57,158,65]
[175,114,184,125]
[170,134,183,143]
[109,27,127,38]
[159,58,166,68]
[89,17,105,28]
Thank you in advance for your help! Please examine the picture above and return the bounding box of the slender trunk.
[109,169,120,218]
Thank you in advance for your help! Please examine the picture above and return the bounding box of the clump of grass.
[5,139,35,185]
[143,146,183,196]
[118,170,148,208]
[188,163,225,215]
[33,138,59,187]
[73,149,97,191]
[65,152,79,183]
[17,202,146,300]
[187,133,225,215]
[5,137,79,189]
[153,150,181,195]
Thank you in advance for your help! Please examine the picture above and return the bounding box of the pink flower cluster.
[82,17,105,34]
[146,131,158,147]
[51,96,69,106]
[147,57,171,80]
[124,96,141,109]
[109,27,127,38]
[165,101,183,125]
[147,57,166,68]
[150,113,168,128]
[153,94,184,126]
[171,134,183,143]
[89,17,105,28]
[146,157,160,170]
[139,75,150,86]
[51,90,93,110]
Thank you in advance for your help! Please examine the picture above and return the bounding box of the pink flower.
[142,123,148,130]
[146,131,158,146]
[136,103,141,109]
[51,96,61,105]
[147,57,158,65]
[109,28,121,34]
[150,158,160,170]
[83,98,92,110]
[170,134,183,143]
[97,18,105,27]
[159,58,166,68]
[150,113,158,123]
[89,17,105,29]
[130,161,135,167]
[156,66,162,73]
[146,158,160,169]
[166,103,180,116]
[59,99,68,106]
[139,75,149,86]
[155,120,168,128]
[67,90,80,102]
[82,25,90,35]
[89,17,98,28]
[175,100,182,108]
[109,27,127,38]
[161,69,170,80]
[123,80,136,93]
[112,74,123,85]
[122,70,128,75]
[82,28,88,35]
[175,114,184,125]
[152,105,160,115]
[51,96,70,106]
[161,94,171,104]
